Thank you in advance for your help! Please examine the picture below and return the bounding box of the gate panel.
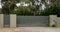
[17,16,49,27]
[4,15,10,27]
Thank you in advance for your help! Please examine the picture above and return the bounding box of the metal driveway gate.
[4,15,10,27]
[17,16,49,27]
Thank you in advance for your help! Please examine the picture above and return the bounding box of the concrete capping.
[0,14,4,27]
[10,14,16,27]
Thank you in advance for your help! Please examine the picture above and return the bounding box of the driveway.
[0,27,60,32]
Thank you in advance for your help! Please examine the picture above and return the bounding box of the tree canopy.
[1,0,60,16]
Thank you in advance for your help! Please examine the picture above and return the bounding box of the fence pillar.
[10,14,16,27]
[49,15,57,27]
[0,14,4,27]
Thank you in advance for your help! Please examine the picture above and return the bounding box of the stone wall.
[49,15,57,27]
[49,15,60,27]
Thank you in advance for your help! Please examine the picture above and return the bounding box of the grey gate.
[4,15,10,27]
[17,16,49,27]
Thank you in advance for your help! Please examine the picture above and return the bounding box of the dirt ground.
[0,27,60,32]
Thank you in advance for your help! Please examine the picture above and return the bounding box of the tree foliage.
[1,0,16,14]
[40,4,60,16]
[1,0,60,16]
[13,6,39,16]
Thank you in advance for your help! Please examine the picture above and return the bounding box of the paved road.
[0,27,60,32]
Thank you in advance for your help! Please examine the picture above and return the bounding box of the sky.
[0,0,50,10]
[0,0,2,8]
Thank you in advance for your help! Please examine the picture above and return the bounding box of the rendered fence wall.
[10,14,16,27]
[0,14,4,27]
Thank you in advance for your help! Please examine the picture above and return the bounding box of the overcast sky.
[0,0,2,8]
